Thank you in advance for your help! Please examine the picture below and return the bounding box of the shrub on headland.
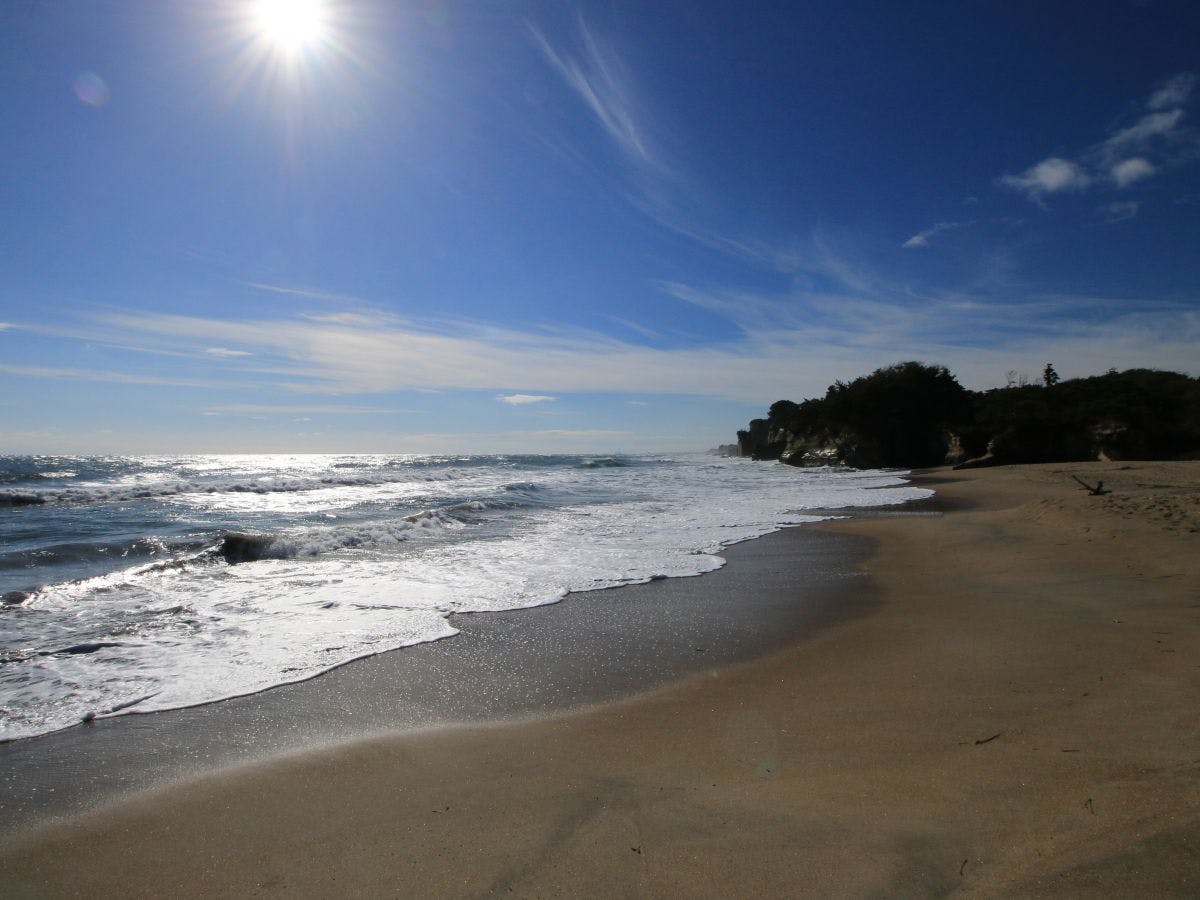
[736,363,1200,468]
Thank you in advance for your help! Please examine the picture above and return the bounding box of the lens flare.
[72,71,111,107]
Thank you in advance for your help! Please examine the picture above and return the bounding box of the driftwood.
[1070,475,1110,495]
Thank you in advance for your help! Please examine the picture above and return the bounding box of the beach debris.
[105,692,160,714]
[1070,475,1111,495]
[1085,798,1095,815]
[959,859,968,877]
[974,732,1002,745]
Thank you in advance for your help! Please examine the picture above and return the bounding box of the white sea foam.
[0,454,930,740]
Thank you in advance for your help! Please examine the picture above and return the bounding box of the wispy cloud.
[602,315,660,340]
[999,157,1091,201]
[1101,200,1141,223]
[1101,109,1185,154]
[1001,72,1197,204]
[1148,72,1197,110]
[0,363,227,389]
[242,281,380,306]
[14,241,1198,412]
[901,220,973,249]
[497,393,557,405]
[530,18,664,171]
[203,404,415,416]
[204,346,252,358]
[530,15,803,275]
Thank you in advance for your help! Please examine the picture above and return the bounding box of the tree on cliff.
[820,362,973,466]
[738,364,1200,469]
[744,362,973,467]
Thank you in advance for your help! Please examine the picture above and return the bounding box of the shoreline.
[0,504,880,834]
[4,461,1199,895]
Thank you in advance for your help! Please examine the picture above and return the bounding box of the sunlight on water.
[0,453,930,740]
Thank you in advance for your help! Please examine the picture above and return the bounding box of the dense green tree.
[739,364,1200,467]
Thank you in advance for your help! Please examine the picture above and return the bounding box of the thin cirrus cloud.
[529,18,664,172]
[34,252,1194,406]
[530,16,802,276]
[204,404,414,416]
[12,219,1199,409]
[1101,201,1141,223]
[1000,72,1196,203]
[0,362,227,389]
[901,220,973,249]
[1148,72,1198,110]
[497,394,557,405]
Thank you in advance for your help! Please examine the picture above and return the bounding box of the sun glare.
[254,0,326,52]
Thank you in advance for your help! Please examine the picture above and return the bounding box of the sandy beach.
[3,461,1198,896]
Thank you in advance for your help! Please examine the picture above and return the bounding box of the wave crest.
[219,509,463,564]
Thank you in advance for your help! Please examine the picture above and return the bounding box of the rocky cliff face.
[733,365,1200,470]
[737,363,972,468]
[736,419,789,460]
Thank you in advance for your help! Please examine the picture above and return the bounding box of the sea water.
[0,453,930,741]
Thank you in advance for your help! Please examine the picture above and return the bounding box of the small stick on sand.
[1070,475,1110,495]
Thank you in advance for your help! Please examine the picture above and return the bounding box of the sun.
[254,0,327,53]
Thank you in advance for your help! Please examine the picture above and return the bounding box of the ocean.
[0,453,930,742]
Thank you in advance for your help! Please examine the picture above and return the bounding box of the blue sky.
[1,0,1198,454]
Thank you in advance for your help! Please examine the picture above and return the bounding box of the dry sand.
[3,461,1198,897]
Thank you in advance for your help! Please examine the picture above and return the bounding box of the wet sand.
[0,517,873,831]
[3,462,1199,896]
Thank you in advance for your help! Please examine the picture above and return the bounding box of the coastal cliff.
[737,363,1200,468]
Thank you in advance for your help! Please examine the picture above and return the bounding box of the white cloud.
[1148,72,1197,110]
[530,19,660,170]
[243,282,377,306]
[0,363,225,388]
[204,404,414,415]
[1102,109,1185,154]
[1000,157,1091,199]
[497,393,557,405]
[1110,157,1157,187]
[0,322,13,331]
[1101,201,1141,223]
[604,315,660,339]
[205,346,252,358]
[17,253,1199,415]
[530,16,802,277]
[901,221,971,249]
[1001,74,1196,205]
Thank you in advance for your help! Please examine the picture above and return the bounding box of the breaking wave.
[0,452,933,741]
[219,509,463,563]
